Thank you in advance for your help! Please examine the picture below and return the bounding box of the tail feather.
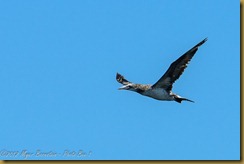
[174,97,194,103]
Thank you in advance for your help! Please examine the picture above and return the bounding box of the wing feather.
[116,73,131,85]
[152,38,207,91]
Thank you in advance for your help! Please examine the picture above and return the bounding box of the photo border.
[1,0,242,163]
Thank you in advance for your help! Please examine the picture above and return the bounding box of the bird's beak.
[118,85,129,90]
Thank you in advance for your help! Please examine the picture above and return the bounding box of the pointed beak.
[118,85,129,90]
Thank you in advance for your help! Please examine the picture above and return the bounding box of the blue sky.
[0,0,240,160]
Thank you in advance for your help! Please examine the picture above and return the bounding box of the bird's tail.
[174,95,194,103]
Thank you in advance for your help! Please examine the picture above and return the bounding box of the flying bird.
[116,38,207,103]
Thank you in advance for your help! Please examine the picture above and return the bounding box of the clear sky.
[0,0,240,160]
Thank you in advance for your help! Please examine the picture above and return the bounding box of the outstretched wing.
[152,38,207,92]
[116,73,131,85]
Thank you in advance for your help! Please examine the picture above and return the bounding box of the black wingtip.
[116,72,129,84]
[116,72,122,77]
[198,37,208,46]
[116,72,123,77]
[116,72,121,80]
[202,37,208,43]
[191,37,208,50]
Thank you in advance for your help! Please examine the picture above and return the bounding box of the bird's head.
[118,83,137,91]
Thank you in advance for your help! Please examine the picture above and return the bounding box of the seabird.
[116,38,207,103]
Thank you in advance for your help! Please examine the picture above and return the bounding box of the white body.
[142,88,174,101]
